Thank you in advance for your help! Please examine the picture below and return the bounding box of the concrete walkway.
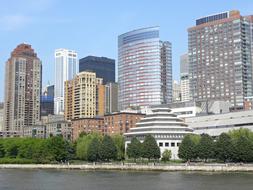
[1,163,253,172]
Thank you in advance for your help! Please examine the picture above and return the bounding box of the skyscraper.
[180,53,190,102]
[118,26,172,110]
[54,49,78,115]
[172,80,181,102]
[64,71,103,120]
[188,10,253,110]
[4,43,42,134]
[105,82,118,114]
[41,85,54,117]
[79,56,115,84]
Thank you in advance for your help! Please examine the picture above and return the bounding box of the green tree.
[233,136,253,162]
[87,137,101,162]
[229,128,253,141]
[3,138,21,158]
[76,133,102,160]
[0,142,5,158]
[228,128,253,162]
[215,133,233,162]
[142,135,160,160]
[112,135,125,160]
[178,134,200,161]
[18,138,37,159]
[197,134,214,162]
[32,139,52,163]
[99,135,117,161]
[46,136,70,162]
[161,150,172,162]
[126,137,142,160]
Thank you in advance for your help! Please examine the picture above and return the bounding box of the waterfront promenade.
[1,163,253,172]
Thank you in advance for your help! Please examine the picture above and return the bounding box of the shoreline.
[1,163,253,172]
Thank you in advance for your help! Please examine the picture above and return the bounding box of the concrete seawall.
[1,163,253,172]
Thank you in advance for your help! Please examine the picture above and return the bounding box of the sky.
[0,0,252,101]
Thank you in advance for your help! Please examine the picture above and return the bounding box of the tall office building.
[79,56,115,84]
[188,10,253,109]
[96,78,105,116]
[0,103,4,131]
[41,85,54,117]
[172,80,181,102]
[105,82,118,114]
[54,49,78,115]
[118,26,172,110]
[180,53,191,102]
[4,43,42,133]
[64,71,103,120]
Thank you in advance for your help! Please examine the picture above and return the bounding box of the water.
[0,169,253,190]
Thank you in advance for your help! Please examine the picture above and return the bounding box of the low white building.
[185,110,253,136]
[124,107,193,159]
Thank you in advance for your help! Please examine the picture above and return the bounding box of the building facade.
[103,112,145,135]
[180,53,191,102]
[41,84,54,117]
[244,96,253,110]
[64,71,103,120]
[40,95,54,117]
[71,117,104,141]
[4,43,42,134]
[71,112,144,141]
[96,80,105,116]
[185,110,253,137]
[172,80,181,102]
[0,103,4,131]
[105,82,118,114]
[118,26,172,110]
[23,115,72,140]
[79,56,115,84]
[188,10,253,110]
[54,49,78,115]
[124,107,193,159]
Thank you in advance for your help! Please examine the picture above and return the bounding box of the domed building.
[124,106,193,159]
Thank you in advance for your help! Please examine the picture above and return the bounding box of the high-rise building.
[180,53,191,102]
[105,82,118,114]
[172,80,181,102]
[96,78,105,116]
[79,56,115,84]
[188,10,253,110]
[54,49,78,115]
[41,85,54,117]
[118,26,172,110]
[0,103,4,131]
[64,71,103,120]
[44,84,54,97]
[4,43,42,134]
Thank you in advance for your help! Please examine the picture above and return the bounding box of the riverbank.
[1,163,253,172]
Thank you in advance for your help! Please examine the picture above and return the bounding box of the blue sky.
[0,0,252,101]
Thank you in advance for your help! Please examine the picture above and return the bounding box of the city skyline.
[0,1,253,102]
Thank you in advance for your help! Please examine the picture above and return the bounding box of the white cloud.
[0,15,32,31]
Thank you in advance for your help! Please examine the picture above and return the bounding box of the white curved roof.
[124,107,193,137]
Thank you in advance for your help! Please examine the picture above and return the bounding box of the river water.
[0,169,252,190]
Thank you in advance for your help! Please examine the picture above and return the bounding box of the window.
[159,142,163,147]
[165,142,169,147]
[171,142,175,147]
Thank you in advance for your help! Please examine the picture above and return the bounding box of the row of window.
[159,142,180,147]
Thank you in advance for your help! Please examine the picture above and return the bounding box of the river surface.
[0,169,253,190]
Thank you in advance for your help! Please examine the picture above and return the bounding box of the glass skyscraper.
[54,49,78,115]
[118,26,172,110]
[79,56,115,84]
